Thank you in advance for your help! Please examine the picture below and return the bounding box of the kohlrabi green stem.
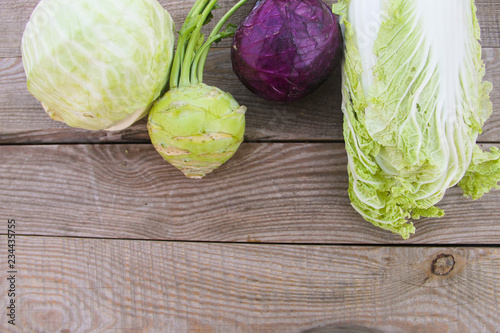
[169,34,184,89]
[187,0,209,18]
[190,33,223,84]
[179,0,219,87]
[172,0,247,88]
[196,0,248,82]
[169,0,208,89]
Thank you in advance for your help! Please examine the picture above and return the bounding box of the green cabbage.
[333,0,498,238]
[22,0,175,131]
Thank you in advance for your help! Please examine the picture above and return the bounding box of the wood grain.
[2,143,500,244]
[2,0,500,58]
[0,47,499,144]
[0,237,498,332]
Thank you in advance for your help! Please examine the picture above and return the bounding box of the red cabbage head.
[231,0,343,103]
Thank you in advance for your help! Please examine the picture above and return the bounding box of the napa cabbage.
[333,0,499,238]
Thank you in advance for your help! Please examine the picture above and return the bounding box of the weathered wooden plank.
[0,237,498,332]
[2,143,500,244]
[0,48,499,144]
[1,0,499,58]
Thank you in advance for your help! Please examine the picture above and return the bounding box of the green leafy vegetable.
[148,0,247,179]
[333,0,497,238]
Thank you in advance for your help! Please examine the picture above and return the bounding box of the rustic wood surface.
[2,143,500,244]
[0,0,499,332]
[1,48,499,144]
[0,237,498,332]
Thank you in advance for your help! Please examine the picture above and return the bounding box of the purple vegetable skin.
[232,0,343,102]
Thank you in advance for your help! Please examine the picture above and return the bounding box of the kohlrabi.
[231,0,343,102]
[22,0,175,131]
[147,0,247,179]
[333,0,498,238]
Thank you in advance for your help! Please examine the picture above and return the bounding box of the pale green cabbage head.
[22,0,175,131]
[334,0,498,238]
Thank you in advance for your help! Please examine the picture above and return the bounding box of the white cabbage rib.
[334,0,496,238]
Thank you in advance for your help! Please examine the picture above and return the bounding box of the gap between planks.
[1,232,500,248]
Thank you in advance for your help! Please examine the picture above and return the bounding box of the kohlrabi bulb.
[148,83,246,179]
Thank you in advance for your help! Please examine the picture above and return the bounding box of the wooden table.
[1,1,499,332]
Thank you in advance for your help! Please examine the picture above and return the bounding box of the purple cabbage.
[231,0,343,103]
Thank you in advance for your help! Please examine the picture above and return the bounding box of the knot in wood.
[431,254,455,276]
